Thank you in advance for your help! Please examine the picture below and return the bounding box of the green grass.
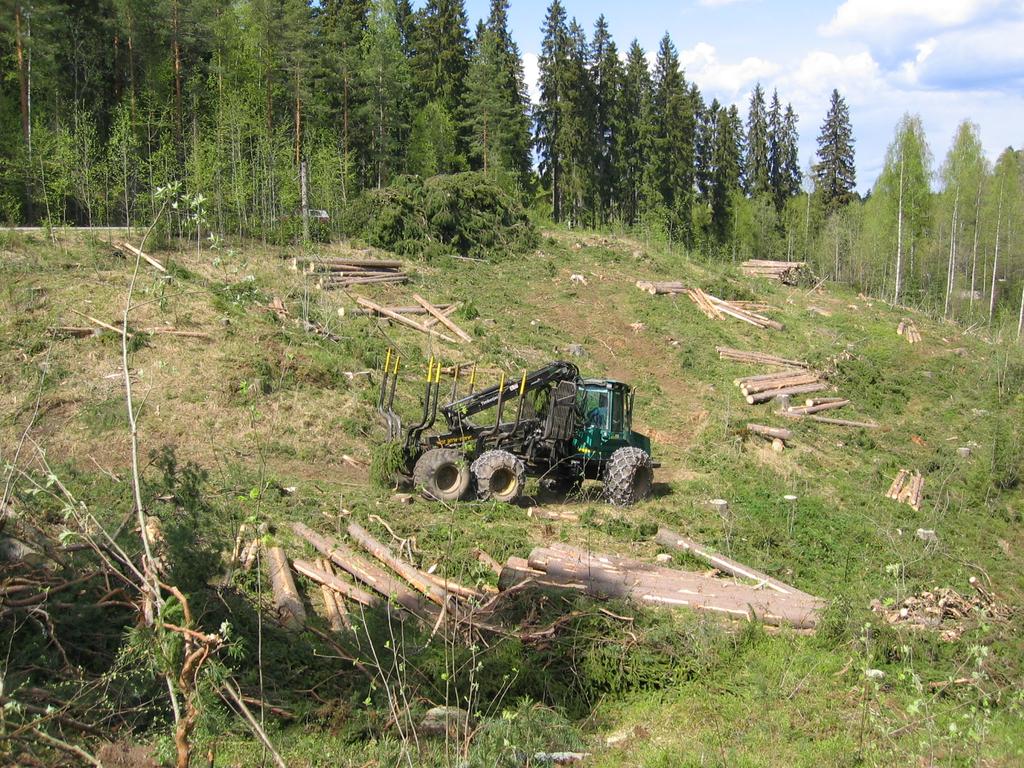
[1,227,1022,766]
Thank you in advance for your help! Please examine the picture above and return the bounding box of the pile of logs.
[740,260,807,285]
[733,368,827,404]
[292,256,408,290]
[348,295,472,344]
[499,531,823,629]
[288,522,489,631]
[897,318,922,344]
[886,469,924,511]
[717,347,809,368]
[637,282,783,329]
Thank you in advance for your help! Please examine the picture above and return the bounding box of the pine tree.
[644,33,694,242]
[589,15,620,224]
[744,83,769,196]
[768,96,801,211]
[812,88,856,212]
[613,39,651,226]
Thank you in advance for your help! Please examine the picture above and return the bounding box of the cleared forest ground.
[2,227,1023,767]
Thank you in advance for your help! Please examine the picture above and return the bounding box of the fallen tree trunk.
[779,412,879,428]
[346,522,450,605]
[716,347,810,368]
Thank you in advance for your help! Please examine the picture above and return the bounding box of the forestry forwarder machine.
[377,350,655,506]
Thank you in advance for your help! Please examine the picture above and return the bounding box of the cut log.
[266,546,306,629]
[746,382,828,404]
[741,373,821,395]
[785,399,850,415]
[497,557,586,592]
[355,297,460,344]
[345,522,450,605]
[746,424,792,441]
[292,558,377,609]
[318,558,350,630]
[805,397,847,407]
[716,347,810,368]
[473,548,503,577]
[412,294,473,342]
[780,412,879,428]
[291,522,438,622]
[655,528,815,598]
[295,257,404,270]
[339,304,452,318]
[733,369,809,386]
[113,240,167,273]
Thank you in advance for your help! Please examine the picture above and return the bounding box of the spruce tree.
[536,0,569,221]
[359,0,410,187]
[463,0,532,188]
[559,18,595,226]
[744,83,769,196]
[710,103,743,243]
[411,0,470,138]
[812,88,856,212]
[644,32,694,243]
[614,39,651,226]
[589,15,621,224]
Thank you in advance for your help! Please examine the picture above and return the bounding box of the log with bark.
[113,240,167,273]
[354,297,460,344]
[745,382,828,404]
[266,546,306,629]
[746,424,793,442]
[716,347,810,368]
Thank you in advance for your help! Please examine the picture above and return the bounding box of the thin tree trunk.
[293,66,302,167]
[172,0,183,150]
[15,5,29,146]
[894,149,905,305]
[990,179,1004,325]
[944,186,959,318]
[300,158,309,243]
[1018,281,1023,340]
[970,186,981,314]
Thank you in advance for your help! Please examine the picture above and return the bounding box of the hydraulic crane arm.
[440,361,580,426]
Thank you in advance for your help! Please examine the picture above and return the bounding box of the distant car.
[309,209,329,222]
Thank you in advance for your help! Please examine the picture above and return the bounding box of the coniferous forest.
[1,0,1023,327]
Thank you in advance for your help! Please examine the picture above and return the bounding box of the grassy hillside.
[1,227,1022,767]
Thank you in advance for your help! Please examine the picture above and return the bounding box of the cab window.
[609,388,624,433]
[578,388,609,430]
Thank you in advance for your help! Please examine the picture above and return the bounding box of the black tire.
[603,447,654,506]
[413,448,471,502]
[471,450,526,503]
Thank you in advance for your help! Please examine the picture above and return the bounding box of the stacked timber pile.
[885,469,924,511]
[292,255,408,290]
[740,260,807,285]
[721,347,880,428]
[635,283,783,330]
[733,368,827,404]
[717,347,810,368]
[897,318,922,344]
[499,532,824,630]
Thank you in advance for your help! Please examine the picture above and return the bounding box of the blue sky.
[462,0,1024,191]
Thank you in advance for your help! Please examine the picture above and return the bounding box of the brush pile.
[871,580,1011,641]
[635,283,783,330]
[740,260,807,284]
[885,469,924,510]
[897,318,922,344]
[292,256,408,290]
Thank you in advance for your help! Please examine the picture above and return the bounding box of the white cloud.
[821,0,1004,37]
[522,52,540,105]
[679,42,780,97]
